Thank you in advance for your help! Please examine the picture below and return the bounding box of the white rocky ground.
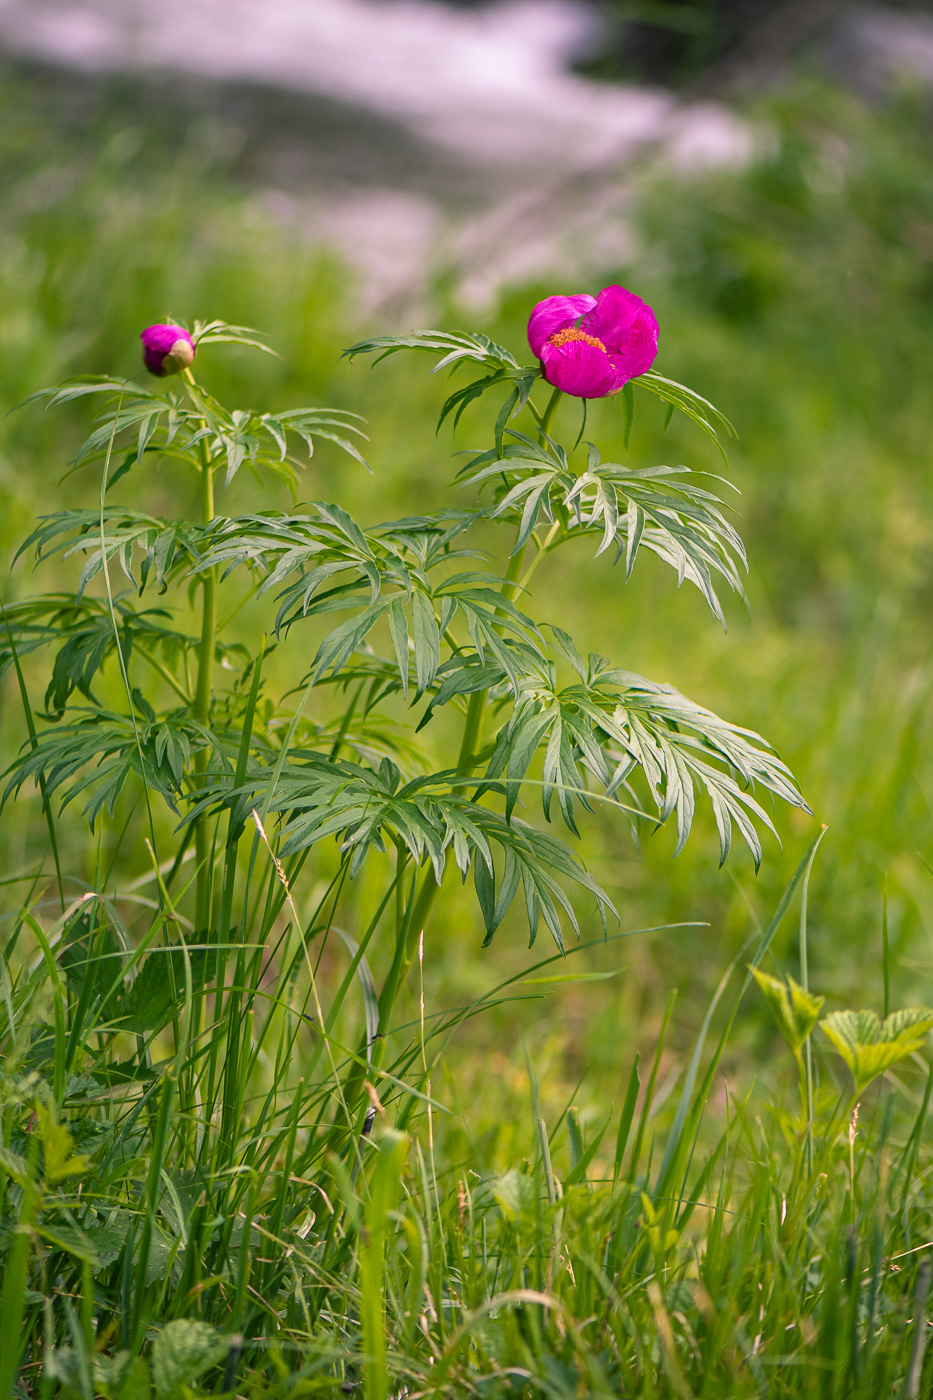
[0,0,928,314]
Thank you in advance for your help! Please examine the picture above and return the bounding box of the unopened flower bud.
[140,323,196,377]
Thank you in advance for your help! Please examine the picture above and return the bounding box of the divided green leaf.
[820,1006,933,1093]
[752,967,824,1063]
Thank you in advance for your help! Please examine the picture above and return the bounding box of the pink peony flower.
[140,323,196,377]
[527,285,658,398]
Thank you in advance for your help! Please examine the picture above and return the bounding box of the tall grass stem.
[799,826,827,1173]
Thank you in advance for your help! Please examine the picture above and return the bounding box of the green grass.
[3,62,933,1395]
[5,838,933,1398]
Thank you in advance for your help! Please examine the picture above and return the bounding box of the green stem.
[456,693,486,777]
[193,439,216,933]
[500,536,529,604]
[0,1138,37,1400]
[378,871,438,1031]
[517,519,562,595]
[214,647,265,1165]
[538,386,562,440]
[799,826,826,1175]
[457,545,528,779]
[132,1063,177,1347]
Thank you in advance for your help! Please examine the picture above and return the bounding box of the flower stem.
[456,543,526,777]
[517,519,562,594]
[538,386,563,441]
[193,435,216,932]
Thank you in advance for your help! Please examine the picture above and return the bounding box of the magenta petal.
[141,323,193,354]
[527,293,597,359]
[143,346,169,375]
[605,310,660,390]
[579,285,658,361]
[140,323,195,377]
[540,339,615,398]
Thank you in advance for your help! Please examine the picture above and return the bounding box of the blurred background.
[3,0,933,1145]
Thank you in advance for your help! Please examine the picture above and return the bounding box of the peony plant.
[1,294,806,1148]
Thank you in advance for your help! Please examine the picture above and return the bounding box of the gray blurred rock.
[0,0,757,315]
[819,5,933,99]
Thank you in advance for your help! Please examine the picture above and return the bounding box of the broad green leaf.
[752,967,824,1060]
[820,1005,933,1093]
[151,1320,231,1399]
[0,1146,31,1187]
[491,1168,538,1219]
[93,1351,152,1400]
[36,1221,99,1265]
[118,940,222,1034]
[882,1007,933,1041]
[36,1104,89,1183]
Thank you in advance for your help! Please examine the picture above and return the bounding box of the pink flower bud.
[140,323,196,377]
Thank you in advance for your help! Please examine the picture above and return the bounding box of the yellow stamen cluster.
[548,327,607,352]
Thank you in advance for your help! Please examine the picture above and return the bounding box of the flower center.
[548,327,607,353]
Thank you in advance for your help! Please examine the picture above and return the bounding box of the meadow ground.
[3,66,933,1396]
